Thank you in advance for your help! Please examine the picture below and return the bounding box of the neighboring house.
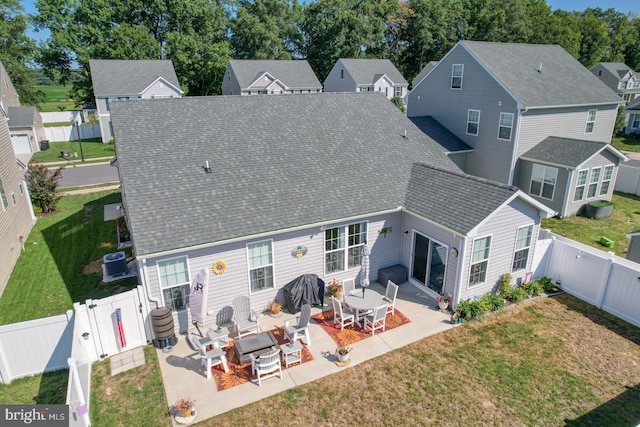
[0,83,36,295]
[411,61,438,89]
[625,98,640,134]
[221,60,322,95]
[408,40,626,217]
[7,106,46,158]
[324,59,408,100]
[591,62,640,105]
[89,59,183,142]
[0,62,20,111]
[110,93,552,331]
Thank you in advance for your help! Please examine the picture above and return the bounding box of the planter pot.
[585,201,613,219]
[332,291,342,300]
[438,301,449,311]
[337,352,350,362]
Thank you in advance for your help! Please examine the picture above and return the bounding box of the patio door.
[411,232,447,294]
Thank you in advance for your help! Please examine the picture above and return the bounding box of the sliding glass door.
[411,232,447,294]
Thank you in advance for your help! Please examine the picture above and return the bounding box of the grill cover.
[282,274,325,313]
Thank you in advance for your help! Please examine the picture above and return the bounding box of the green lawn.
[30,139,115,163]
[541,191,640,256]
[36,85,77,112]
[0,190,137,325]
[612,135,640,152]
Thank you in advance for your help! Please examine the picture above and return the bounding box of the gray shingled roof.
[409,116,472,153]
[89,60,181,97]
[627,98,640,111]
[405,164,519,234]
[337,59,408,86]
[460,41,622,108]
[520,136,614,168]
[597,62,634,79]
[111,93,467,256]
[227,60,322,90]
[7,106,35,127]
[412,61,438,88]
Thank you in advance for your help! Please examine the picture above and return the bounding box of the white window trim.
[600,165,614,196]
[469,235,492,287]
[324,221,368,276]
[246,239,275,294]
[512,224,534,272]
[573,169,588,202]
[0,180,7,211]
[467,109,480,136]
[585,109,597,134]
[451,64,463,90]
[157,255,191,312]
[631,114,640,129]
[529,164,557,201]
[497,112,514,141]
[587,166,602,199]
[151,94,172,99]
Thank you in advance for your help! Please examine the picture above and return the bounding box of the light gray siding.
[407,46,519,184]
[323,60,358,93]
[591,64,622,93]
[518,161,567,214]
[626,235,640,263]
[564,150,619,216]
[221,66,242,95]
[140,79,181,99]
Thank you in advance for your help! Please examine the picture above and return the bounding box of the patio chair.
[232,295,260,339]
[342,278,356,297]
[199,339,229,379]
[363,304,388,336]
[384,281,399,315]
[331,296,354,330]
[284,303,312,347]
[250,347,281,387]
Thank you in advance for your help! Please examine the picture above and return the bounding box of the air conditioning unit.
[104,251,128,276]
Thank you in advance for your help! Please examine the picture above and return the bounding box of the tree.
[0,0,41,106]
[462,0,532,43]
[576,11,609,67]
[26,164,63,214]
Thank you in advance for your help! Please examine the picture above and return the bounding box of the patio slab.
[156,281,454,426]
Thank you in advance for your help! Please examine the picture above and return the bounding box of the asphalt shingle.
[520,136,608,168]
[337,59,408,86]
[89,60,181,97]
[227,60,322,91]
[7,107,35,127]
[409,116,472,153]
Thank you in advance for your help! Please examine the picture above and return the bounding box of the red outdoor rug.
[211,328,313,391]
[311,309,411,348]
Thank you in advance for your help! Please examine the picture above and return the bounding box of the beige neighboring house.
[221,59,322,95]
[0,63,36,295]
[89,59,183,142]
[8,106,46,158]
[323,58,408,100]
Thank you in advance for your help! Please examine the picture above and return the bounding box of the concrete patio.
[156,282,456,426]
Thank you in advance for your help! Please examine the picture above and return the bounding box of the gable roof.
[89,59,182,97]
[458,41,622,109]
[7,106,36,127]
[335,59,407,86]
[627,98,640,111]
[227,60,322,90]
[520,136,628,169]
[412,61,438,88]
[595,62,635,79]
[409,116,472,153]
[111,93,461,256]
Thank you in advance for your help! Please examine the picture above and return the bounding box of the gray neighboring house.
[89,59,183,142]
[591,62,640,105]
[7,106,45,157]
[408,40,626,217]
[324,59,408,100]
[625,98,640,134]
[221,60,322,95]
[110,93,552,331]
[411,61,438,89]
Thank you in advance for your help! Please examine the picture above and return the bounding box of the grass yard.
[0,190,137,325]
[542,192,640,256]
[612,135,640,152]
[0,370,68,405]
[36,85,77,112]
[30,138,115,163]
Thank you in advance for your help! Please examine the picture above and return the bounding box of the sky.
[20,0,640,44]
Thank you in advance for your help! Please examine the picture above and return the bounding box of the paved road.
[57,162,119,188]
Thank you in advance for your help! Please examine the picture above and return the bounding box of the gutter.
[141,258,161,310]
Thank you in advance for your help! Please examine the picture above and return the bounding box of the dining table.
[343,290,386,327]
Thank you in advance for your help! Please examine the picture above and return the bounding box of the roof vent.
[537,63,543,73]
[403,130,407,139]
[203,160,212,174]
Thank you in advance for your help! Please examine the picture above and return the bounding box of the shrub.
[481,293,506,311]
[510,287,528,302]
[538,276,555,292]
[522,280,543,297]
[25,164,63,214]
[455,298,489,320]
[498,273,512,298]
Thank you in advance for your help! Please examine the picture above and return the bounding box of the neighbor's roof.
[412,61,438,88]
[7,106,36,127]
[459,41,622,108]
[409,116,472,153]
[520,136,627,168]
[89,59,182,97]
[335,59,408,86]
[227,60,322,90]
[111,93,470,256]
[595,62,635,79]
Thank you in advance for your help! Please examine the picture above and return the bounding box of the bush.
[455,298,490,320]
[498,273,512,298]
[538,276,555,292]
[510,287,528,302]
[481,293,506,311]
[522,280,544,297]
[26,164,63,214]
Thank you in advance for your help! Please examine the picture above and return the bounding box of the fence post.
[596,256,616,309]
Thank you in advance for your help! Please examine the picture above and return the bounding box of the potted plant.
[328,278,342,299]
[585,200,614,219]
[268,300,282,317]
[335,345,352,362]
[436,290,450,311]
[173,398,195,418]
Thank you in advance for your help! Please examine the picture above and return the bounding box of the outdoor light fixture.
[82,332,90,340]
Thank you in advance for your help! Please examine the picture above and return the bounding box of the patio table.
[234,331,278,364]
[344,291,385,327]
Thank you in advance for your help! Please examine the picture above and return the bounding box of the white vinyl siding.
[158,256,190,312]
[469,236,491,286]
[585,109,597,133]
[574,169,588,201]
[325,221,367,275]
[247,240,274,293]
[498,112,514,141]
[530,164,557,200]
[451,64,463,89]
[512,225,533,271]
[467,109,480,136]
[587,167,601,198]
[0,180,7,210]
[600,165,614,195]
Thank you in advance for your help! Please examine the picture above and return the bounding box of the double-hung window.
[451,64,463,89]
[600,165,614,195]
[530,164,557,200]
[158,257,190,311]
[498,113,514,140]
[574,169,588,201]
[394,86,402,97]
[0,180,7,210]
[587,167,601,198]
[325,222,367,275]
[512,225,533,271]
[467,109,480,135]
[247,240,274,292]
[469,236,491,286]
[632,114,640,129]
[585,109,597,133]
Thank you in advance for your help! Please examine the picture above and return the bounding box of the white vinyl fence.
[41,111,81,123]
[614,161,640,196]
[533,229,640,328]
[45,124,101,142]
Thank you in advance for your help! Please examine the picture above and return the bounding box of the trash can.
[39,140,49,151]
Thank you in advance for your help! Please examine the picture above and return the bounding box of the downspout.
[453,235,468,307]
[141,258,161,309]
[561,169,573,218]
[508,107,527,186]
